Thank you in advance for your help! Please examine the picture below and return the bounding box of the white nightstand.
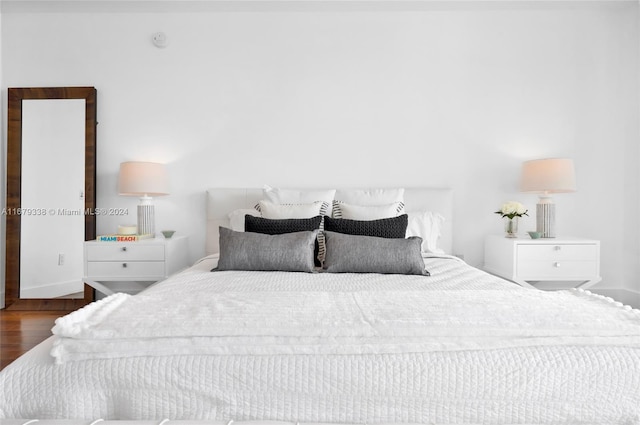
[484,235,601,289]
[84,236,189,297]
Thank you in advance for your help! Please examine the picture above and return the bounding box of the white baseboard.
[20,279,84,299]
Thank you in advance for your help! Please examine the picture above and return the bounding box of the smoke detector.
[152,32,169,48]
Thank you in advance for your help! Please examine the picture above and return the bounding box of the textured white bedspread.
[2,256,640,423]
[51,257,640,363]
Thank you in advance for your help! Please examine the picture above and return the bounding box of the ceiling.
[1,0,635,14]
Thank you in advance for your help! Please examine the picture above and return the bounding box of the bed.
[1,187,639,424]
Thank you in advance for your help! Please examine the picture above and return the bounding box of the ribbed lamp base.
[137,204,155,237]
[536,202,555,238]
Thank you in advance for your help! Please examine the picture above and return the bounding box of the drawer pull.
[122,263,127,268]
[121,247,127,252]
[554,262,561,268]
[554,246,561,251]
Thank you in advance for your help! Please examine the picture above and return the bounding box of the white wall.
[1,1,638,294]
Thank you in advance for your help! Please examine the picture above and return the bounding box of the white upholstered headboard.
[206,187,453,256]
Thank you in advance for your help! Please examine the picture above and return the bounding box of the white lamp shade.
[520,158,576,194]
[118,161,169,197]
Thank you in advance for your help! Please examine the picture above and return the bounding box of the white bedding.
[2,256,640,423]
[51,256,640,362]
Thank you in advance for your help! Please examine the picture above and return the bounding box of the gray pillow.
[217,226,317,273]
[323,231,429,276]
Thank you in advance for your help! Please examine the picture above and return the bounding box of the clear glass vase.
[504,216,519,238]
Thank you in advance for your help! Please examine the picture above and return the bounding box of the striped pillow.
[332,201,405,219]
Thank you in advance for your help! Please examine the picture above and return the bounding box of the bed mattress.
[1,256,639,423]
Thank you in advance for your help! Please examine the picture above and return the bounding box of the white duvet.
[2,256,640,423]
[51,256,640,363]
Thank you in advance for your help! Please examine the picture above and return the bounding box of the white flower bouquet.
[494,201,529,220]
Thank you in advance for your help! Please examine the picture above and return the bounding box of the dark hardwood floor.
[0,308,77,371]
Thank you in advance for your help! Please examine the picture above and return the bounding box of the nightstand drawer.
[86,244,165,261]
[517,244,597,262]
[84,236,189,297]
[517,260,598,279]
[86,261,165,278]
[484,235,601,290]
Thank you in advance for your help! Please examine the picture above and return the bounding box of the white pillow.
[263,185,336,215]
[335,202,404,220]
[228,208,261,232]
[334,188,404,206]
[258,200,326,219]
[406,211,445,254]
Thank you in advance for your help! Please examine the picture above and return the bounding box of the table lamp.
[118,161,169,237]
[520,158,576,238]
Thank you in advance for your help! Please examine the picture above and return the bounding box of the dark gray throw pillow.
[323,231,429,276]
[245,215,322,234]
[216,226,317,273]
[324,214,408,238]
